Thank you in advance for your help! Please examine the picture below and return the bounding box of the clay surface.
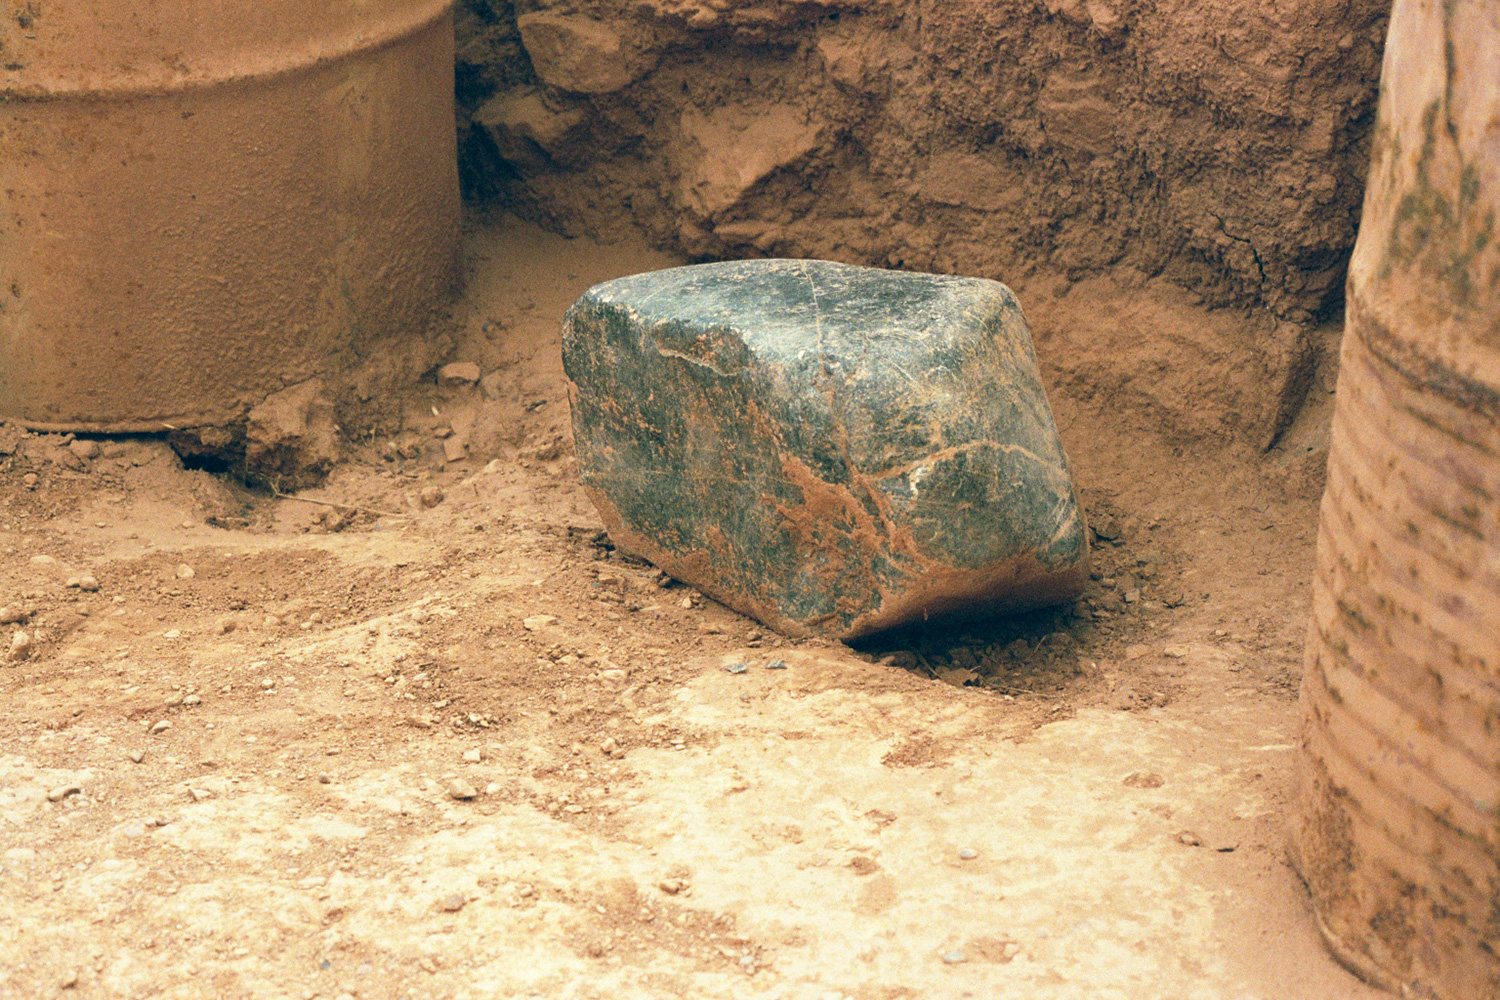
[1291,3,1500,997]
[564,260,1087,639]
[0,0,460,438]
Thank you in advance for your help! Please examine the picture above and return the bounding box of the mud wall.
[455,0,1388,331]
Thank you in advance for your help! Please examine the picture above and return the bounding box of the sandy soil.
[0,215,1381,1000]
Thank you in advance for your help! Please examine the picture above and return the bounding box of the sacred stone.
[562,259,1088,640]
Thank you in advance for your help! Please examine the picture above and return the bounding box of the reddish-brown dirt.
[0,215,1381,998]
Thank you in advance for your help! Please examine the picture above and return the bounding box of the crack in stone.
[652,345,741,378]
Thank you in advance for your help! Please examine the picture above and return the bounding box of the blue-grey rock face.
[562,259,1088,640]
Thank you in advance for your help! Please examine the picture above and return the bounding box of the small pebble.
[436,892,467,913]
[724,661,748,675]
[318,773,332,784]
[485,782,502,796]
[128,751,144,764]
[958,848,978,860]
[7,630,33,661]
[522,614,557,631]
[182,694,201,706]
[47,784,82,803]
[187,786,213,802]
[942,950,968,965]
[447,778,477,800]
[175,564,195,580]
[419,485,445,508]
[149,720,172,734]
[764,658,787,670]
[438,360,482,385]
[462,748,483,764]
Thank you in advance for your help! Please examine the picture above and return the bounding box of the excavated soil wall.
[454,0,1388,446]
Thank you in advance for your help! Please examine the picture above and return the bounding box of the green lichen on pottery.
[562,258,1088,640]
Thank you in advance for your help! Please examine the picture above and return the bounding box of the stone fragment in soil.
[6,629,32,661]
[243,378,340,489]
[563,259,1088,640]
[447,778,478,800]
[47,784,82,802]
[419,485,445,508]
[438,361,481,386]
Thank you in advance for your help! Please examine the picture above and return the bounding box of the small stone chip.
[724,661,748,675]
[764,658,788,670]
[7,629,33,662]
[149,720,172,734]
[47,784,82,803]
[1123,771,1165,789]
[438,361,482,386]
[446,778,478,800]
[522,614,558,631]
[462,748,483,764]
[957,848,978,860]
[436,892,467,913]
[942,950,968,965]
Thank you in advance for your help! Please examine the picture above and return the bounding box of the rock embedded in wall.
[563,259,1090,640]
[474,87,592,168]
[675,106,825,219]
[515,12,649,94]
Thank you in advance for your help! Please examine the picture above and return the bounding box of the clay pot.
[1292,2,1500,998]
[0,0,460,432]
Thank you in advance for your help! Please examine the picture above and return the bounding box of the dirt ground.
[0,214,1384,1000]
